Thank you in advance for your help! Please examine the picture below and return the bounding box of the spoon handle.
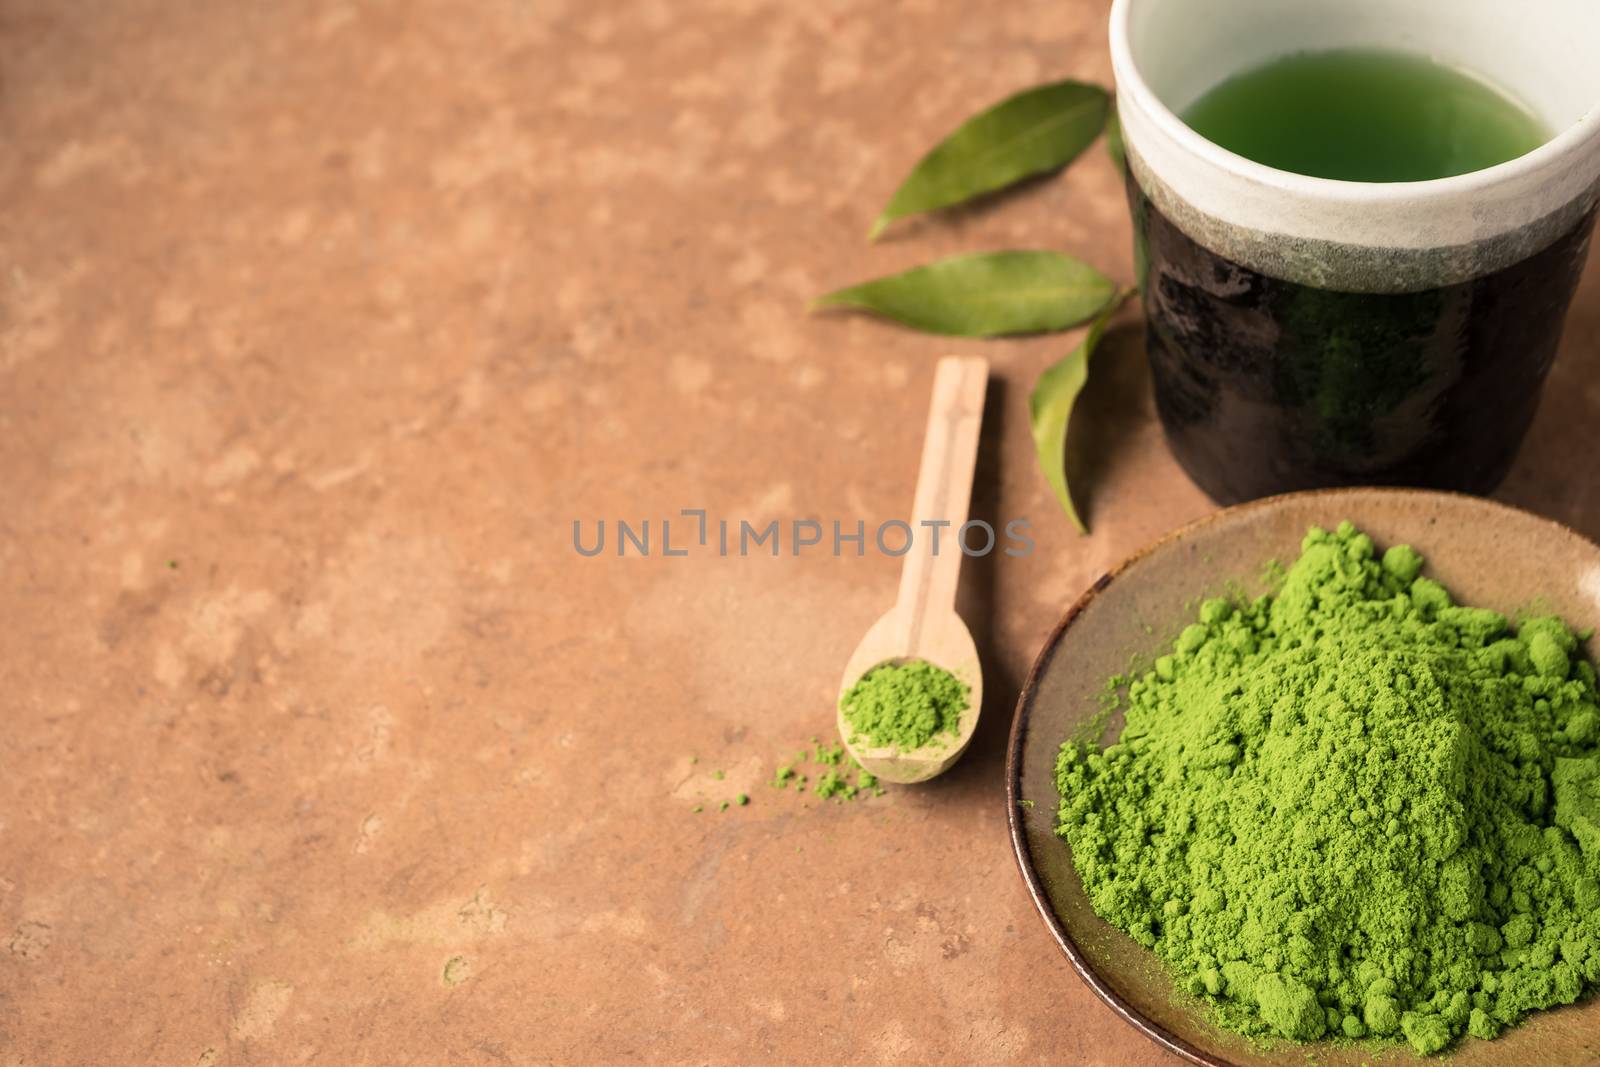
[893,355,989,656]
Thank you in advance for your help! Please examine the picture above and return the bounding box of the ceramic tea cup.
[1109,0,1600,504]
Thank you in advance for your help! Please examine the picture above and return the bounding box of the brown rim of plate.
[1003,487,1600,1067]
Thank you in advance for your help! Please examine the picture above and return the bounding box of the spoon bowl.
[837,607,983,784]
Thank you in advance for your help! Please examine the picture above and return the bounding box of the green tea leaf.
[812,251,1115,337]
[1105,107,1126,174]
[870,80,1111,241]
[1030,289,1133,533]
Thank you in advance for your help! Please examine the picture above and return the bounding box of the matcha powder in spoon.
[1055,523,1600,1055]
[842,659,969,750]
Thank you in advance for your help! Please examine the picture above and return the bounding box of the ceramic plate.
[1006,488,1600,1066]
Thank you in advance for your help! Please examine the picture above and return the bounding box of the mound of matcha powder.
[842,658,968,750]
[1055,522,1600,1055]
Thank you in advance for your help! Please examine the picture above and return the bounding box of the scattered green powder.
[794,757,880,804]
[689,745,885,812]
[814,742,845,765]
[1055,522,1600,1055]
[817,770,856,800]
[841,658,969,750]
[812,766,880,801]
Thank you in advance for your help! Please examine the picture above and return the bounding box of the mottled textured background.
[2,0,1597,1064]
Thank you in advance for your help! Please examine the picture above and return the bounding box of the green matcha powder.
[842,658,968,750]
[1055,523,1600,1055]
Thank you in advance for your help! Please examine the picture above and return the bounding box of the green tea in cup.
[1110,0,1600,504]
[1183,48,1550,183]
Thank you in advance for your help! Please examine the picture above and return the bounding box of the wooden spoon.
[837,355,988,784]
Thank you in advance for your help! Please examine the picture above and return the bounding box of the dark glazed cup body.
[1131,177,1597,505]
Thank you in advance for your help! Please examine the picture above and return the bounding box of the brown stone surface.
[2,1,1597,1064]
